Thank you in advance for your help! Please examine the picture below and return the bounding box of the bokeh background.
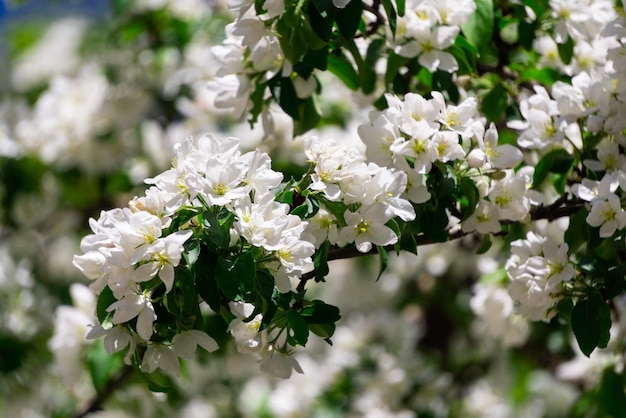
[0,0,619,417]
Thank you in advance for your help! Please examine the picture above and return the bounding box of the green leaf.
[599,369,626,418]
[476,234,493,254]
[517,19,537,50]
[336,0,362,39]
[309,0,336,42]
[385,52,409,89]
[292,195,321,219]
[571,289,612,356]
[399,229,418,255]
[138,368,174,393]
[395,0,405,16]
[480,83,508,123]
[314,239,330,282]
[376,245,389,281]
[202,210,230,250]
[88,340,124,394]
[571,298,599,357]
[564,208,589,253]
[287,310,309,346]
[269,76,301,121]
[96,286,117,328]
[194,252,220,313]
[461,0,494,50]
[557,36,575,65]
[183,238,200,267]
[380,0,397,37]
[327,53,360,90]
[605,264,626,299]
[309,323,336,340]
[215,250,256,301]
[301,300,341,323]
[532,148,575,189]
[458,176,480,221]
[294,94,322,135]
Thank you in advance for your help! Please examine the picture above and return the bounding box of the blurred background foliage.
[0,0,624,417]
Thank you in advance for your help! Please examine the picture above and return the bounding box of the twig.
[72,365,135,418]
[297,196,586,291]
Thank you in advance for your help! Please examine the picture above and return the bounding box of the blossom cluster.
[392,0,476,72]
[506,232,576,321]
[72,133,316,375]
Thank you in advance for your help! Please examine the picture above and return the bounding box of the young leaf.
[557,36,575,65]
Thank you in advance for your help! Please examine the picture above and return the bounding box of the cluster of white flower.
[357,91,529,236]
[303,135,415,252]
[506,232,576,321]
[72,133,317,375]
[208,0,299,121]
[470,281,530,347]
[391,0,476,72]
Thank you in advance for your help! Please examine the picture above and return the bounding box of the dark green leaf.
[399,229,418,255]
[309,0,335,42]
[532,148,574,189]
[202,210,230,250]
[269,77,301,120]
[571,289,611,356]
[215,250,256,301]
[599,369,626,418]
[605,264,626,299]
[557,36,575,65]
[287,310,309,346]
[301,300,341,323]
[517,19,537,50]
[376,245,389,281]
[395,0,405,16]
[314,240,330,282]
[309,323,336,339]
[564,209,589,253]
[336,0,362,39]
[96,286,117,327]
[480,83,508,123]
[571,298,598,357]
[183,239,200,267]
[327,53,360,90]
[294,94,322,135]
[380,0,397,37]
[194,252,220,313]
[255,270,276,301]
[385,52,408,88]
[476,234,493,254]
[458,176,480,220]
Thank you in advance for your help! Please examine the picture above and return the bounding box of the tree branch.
[72,365,135,418]
[297,197,586,291]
